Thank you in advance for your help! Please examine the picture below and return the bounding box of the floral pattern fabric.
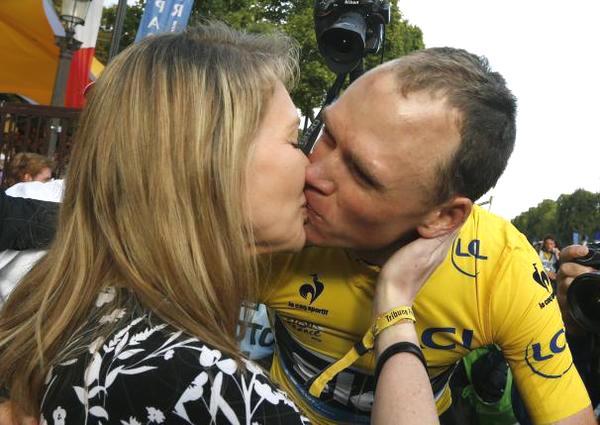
[41,289,310,425]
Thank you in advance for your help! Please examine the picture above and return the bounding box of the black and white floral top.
[40,288,310,425]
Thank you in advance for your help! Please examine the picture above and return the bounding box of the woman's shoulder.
[42,294,310,424]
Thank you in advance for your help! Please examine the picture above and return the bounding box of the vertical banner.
[135,0,195,42]
[65,0,104,108]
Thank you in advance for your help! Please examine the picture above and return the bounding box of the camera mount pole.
[299,72,348,156]
[349,59,364,83]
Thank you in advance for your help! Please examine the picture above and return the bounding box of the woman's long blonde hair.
[0,22,298,414]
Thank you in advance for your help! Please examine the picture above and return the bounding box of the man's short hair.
[392,47,517,203]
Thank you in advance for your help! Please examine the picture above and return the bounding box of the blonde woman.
[0,21,451,425]
[0,24,310,424]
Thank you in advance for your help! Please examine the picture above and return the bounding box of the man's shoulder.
[465,205,533,257]
[446,205,540,293]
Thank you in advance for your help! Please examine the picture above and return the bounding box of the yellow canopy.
[0,0,62,104]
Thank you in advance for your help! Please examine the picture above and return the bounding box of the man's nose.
[305,140,336,196]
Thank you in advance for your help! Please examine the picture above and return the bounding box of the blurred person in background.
[2,153,55,188]
[539,234,561,282]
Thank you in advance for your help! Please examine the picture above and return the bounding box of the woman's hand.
[371,234,450,425]
[374,232,456,316]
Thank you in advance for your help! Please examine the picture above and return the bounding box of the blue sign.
[135,0,195,42]
[237,303,274,360]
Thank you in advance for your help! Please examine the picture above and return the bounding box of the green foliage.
[364,5,424,69]
[96,0,145,64]
[555,189,600,244]
[512,189,600,245]
[278,1,334,121]
[93,0,424,118]
[512,199,557,243]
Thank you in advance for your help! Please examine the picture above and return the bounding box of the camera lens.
[322,29,363,59]
[318,11,366,73]
[567,271,600,333]
[338,38,353,53]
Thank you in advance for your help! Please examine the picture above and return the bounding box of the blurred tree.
[364,4,424,69]
[277,1,425,123]
[95,0,145,64]
[512,199,557,243]
[555,189,600,245]
[512,189,600,246]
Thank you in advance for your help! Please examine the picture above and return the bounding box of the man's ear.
[417,196,472,239]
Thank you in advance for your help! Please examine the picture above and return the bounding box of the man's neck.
[350,230,420,267]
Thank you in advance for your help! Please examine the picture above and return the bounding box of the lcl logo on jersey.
[299,273,324,305]
[421,327,474,350]
[524,328,573,378]
[451,238,488,278]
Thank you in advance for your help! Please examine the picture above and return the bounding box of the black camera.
[314,0,390,74]
[567,244,600,333]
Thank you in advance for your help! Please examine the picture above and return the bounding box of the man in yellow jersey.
[262,47,594,424]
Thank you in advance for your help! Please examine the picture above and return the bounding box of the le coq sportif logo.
[532,263,552,292]
[299,273,324,305]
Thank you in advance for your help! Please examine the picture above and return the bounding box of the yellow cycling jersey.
[262,205,590,425]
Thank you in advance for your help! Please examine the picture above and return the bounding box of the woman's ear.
[417,196,472,239]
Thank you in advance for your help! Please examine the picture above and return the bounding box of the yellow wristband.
[372,305,415,337]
